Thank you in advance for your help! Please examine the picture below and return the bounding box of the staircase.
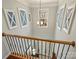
[7,54,39,59]
[7,54,24,59]
[2,32,75,59]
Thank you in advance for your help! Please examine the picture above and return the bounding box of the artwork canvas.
[4,9,17,29]
[56,5,65,30]
[18,8,28,28]
[63,6,75,34]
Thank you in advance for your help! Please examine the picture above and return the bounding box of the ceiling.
[16,0,58,7]
[16,0,75,5]
[28,0,58,4]
[16,0,58,4]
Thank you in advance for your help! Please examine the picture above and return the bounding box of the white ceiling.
[17,0,57,4]
[16,0,75,5]
[28,0,58,3]
[16,0,58,7]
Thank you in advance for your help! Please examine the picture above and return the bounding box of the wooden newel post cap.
[72,41,75,47]
[2,32,6,36]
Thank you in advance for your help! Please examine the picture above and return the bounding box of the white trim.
[3,9,17,29]
[62,5,75,34]
[18,8,28,28]
[56,4,66,31]
[3,52,11,59]
[56,23,61,30]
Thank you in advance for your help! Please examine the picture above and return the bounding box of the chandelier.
[37,0,47,27]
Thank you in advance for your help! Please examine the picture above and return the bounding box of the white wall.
[31,5,58,39]
[54,0,76,59]
[54,16,76,40]
[2,0,32,58]
[2,0,32,35]
[28,2,76,58]
[2,0,76,59]
[54,0,76,40]
[54,11,76,59]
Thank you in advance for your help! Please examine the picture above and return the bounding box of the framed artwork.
[56,5,65,30]
[63,5,75,34]
[18,8,28,28]
[4,9,17,29]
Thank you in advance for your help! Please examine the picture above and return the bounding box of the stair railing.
[2,32,75,59]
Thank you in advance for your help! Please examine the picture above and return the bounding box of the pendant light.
[37,0,42,25]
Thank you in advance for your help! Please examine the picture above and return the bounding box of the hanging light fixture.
[37,21,40,24]
[37,0,48,27]
[37,0,42,25]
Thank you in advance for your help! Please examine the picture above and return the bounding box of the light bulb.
[41,21,43,25]
[37,21,39,24]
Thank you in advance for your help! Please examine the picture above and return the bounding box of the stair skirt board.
[3,52,11,59]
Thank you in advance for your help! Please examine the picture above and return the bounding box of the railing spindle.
[28,39,31,59]
[60,44,65,59]
[48,42,51,59]
[30,39,32,59]
[27,39,29,49]
[21,38,25,57]
[9,36,15,54]
[27,39,30,59]
[38,40,39,59]
[52,43,56,59]
[33,40,35,59]
[13,37,17,55]
[15,37,20,55]
[5,35,11,52]
[7,35,13,53]
[34,40,35,48]
[53,43,55,53]
[34,40,36,59]
[41,41,42,59]
[64,45,70,59]
[20,38,24,56]
[45,42,46,59]
[24,39,27,57]
[57,44,60,56]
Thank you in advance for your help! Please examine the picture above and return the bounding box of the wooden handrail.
[2,32,75,47]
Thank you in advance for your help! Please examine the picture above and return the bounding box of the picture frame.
[4,9,17,29]
[56,5,65,30]
[63,5,75,34]
[18,8,28,28]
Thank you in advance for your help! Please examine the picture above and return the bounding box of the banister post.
[72,41,75,47]
[2,32,5,36]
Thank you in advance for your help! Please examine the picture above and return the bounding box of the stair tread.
[7,54,39,59]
